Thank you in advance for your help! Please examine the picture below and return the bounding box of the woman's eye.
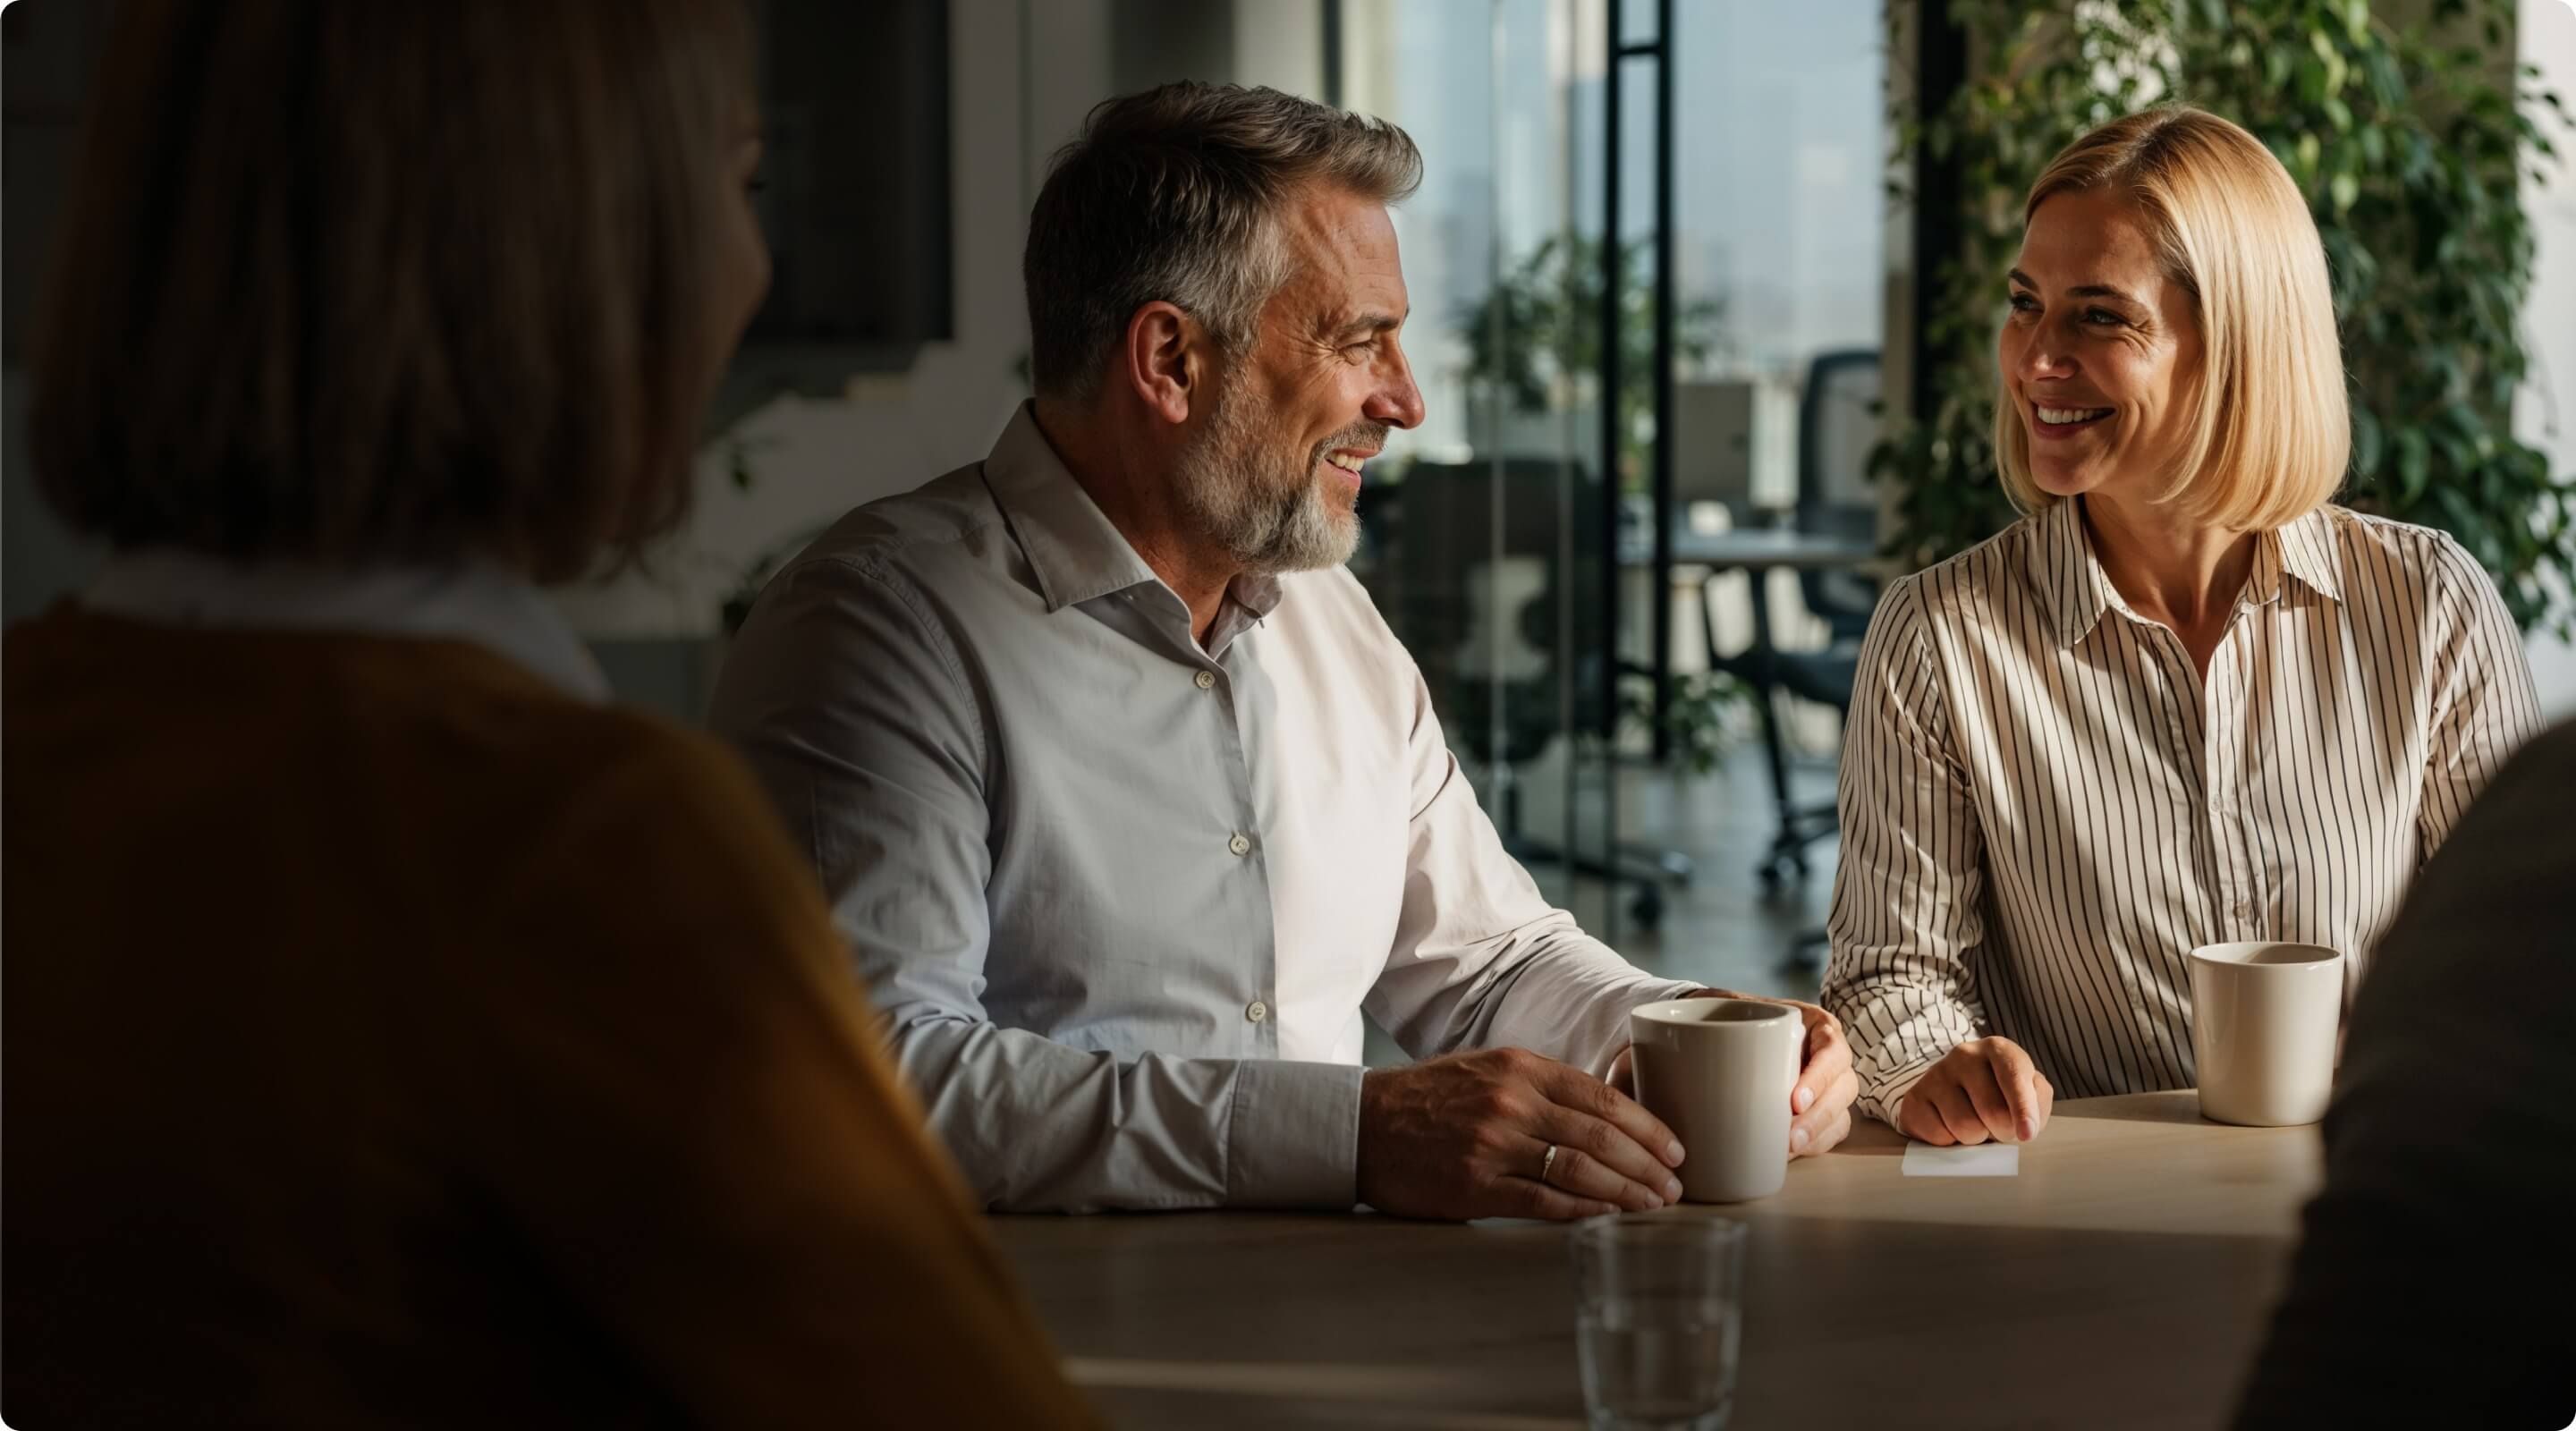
[2085,309,2123,326]
[2008,293,2039,314]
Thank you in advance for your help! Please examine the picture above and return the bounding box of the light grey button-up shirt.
[710,404,1697,1213]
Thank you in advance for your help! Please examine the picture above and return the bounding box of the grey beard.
[1171,380,1363,575]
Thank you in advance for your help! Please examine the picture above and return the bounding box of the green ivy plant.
[1457,235,1746,770]
[1882,0,2575,631]
[1458,233,1724,492]
[1618,668,1751,775]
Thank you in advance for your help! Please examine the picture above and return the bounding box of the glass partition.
[1337,0,1889,983]
[1340,0,1635,941]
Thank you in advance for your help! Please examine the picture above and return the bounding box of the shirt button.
[1246,1000,1268,1023]
[1195,670,1216,690]
[1228,832,1252,857]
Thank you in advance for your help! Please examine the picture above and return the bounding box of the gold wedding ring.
[1540,1143,1561,1185]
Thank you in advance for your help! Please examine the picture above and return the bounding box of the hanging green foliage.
[1459,234,1724,490]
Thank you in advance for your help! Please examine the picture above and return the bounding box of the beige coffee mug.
[1629,999,1803,1203]
[2187,942,2344,1127]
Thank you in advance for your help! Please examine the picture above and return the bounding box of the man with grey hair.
[711,82,1857,1219]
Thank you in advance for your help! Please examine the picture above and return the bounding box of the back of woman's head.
[30,0,755,583]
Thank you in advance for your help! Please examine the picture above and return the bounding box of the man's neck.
[1031,397,1241,643]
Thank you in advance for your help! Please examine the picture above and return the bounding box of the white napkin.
[1901,1142,2021,1177]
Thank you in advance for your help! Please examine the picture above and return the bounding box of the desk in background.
[1624,526,1880,893]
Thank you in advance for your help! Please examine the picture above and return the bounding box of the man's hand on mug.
[1895,1037,2054,1146]
[1607,990,1858,1157]
[1356,1048,1686,1222]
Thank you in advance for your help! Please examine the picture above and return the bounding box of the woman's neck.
[2077,490,2257,634]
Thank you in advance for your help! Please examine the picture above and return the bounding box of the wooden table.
[992,1091,2323,1429]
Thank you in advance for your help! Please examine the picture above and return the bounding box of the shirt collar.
[2027,497,2344,648]
[2267,506,2345,605]
[81,548,611,702]
[979,401,1286,622]
[2029,497,2120,648]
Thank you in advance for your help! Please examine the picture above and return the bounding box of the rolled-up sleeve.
[1820,577,1987,1126]
[1361,658,1699,1080]
[710,556,1362,1214]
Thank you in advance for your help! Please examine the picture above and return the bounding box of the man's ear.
[1116,301,1208,428]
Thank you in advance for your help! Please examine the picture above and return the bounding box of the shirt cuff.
[1860,1054,1937,1130]
[1224,1059,1367,1209]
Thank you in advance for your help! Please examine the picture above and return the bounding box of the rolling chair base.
[1757,800,1841,891]
[1780,927,1831,976]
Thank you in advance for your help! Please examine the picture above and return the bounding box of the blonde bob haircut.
[1995,106,2348,531]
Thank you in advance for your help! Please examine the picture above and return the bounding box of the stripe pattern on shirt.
[1822,498,2539,1122]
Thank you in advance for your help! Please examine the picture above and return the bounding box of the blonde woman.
[3,2,1092,1425]
[1822,106,2538,1147]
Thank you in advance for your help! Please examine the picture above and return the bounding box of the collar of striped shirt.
[2030,495,2345,648]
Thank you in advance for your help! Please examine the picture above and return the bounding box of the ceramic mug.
[2187,941,2344,1127]
[1629,998,1803,1202]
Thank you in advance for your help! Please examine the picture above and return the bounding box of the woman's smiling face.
[1999,186,2206,504]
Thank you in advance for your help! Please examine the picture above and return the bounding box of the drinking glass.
[1569,1214,1748,1431]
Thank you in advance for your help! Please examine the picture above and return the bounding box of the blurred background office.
[8,0,2572,1012]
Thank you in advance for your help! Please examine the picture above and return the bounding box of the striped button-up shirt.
[1823,496,2538,1124]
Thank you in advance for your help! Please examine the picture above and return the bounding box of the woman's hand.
[1896,1037,2054,1145]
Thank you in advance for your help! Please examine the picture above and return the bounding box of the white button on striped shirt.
[1823,496,2539,1124]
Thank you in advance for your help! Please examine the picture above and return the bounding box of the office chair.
[1753,351,1882,969]
[1387,457,1685,930]
[1722,352,1880,893]
[1794,351,1884,643]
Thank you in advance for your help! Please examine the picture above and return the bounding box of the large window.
[1343,0,1630,933]
[1335,0,1889,951]
[1671,2,1885,394]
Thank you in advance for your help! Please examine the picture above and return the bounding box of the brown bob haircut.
[30,0,753,583]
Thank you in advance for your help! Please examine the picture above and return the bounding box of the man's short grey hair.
[1022,81,1421,402]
